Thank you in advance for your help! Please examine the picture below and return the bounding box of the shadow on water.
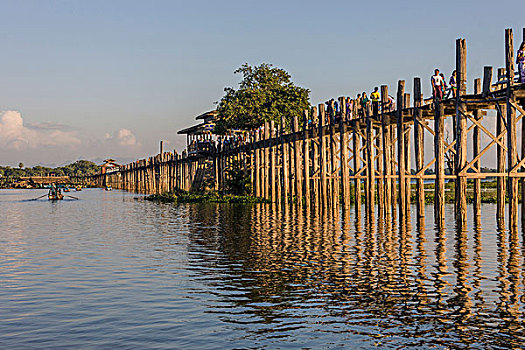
[177,202,525,348]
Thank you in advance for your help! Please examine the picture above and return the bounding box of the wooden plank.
[482,66,493,97]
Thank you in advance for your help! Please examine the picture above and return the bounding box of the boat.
[75,186,82,191]
[63,187,71,192]
[48,183,64,200]
[105,186,112,191]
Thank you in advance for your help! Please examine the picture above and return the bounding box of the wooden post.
[270,121,277,202]
[353,119,362,211]
[473,78,482,216]
[281,116,290,204]
[505,28,518,228]
[339,97,351,206]
[366,103,375,219]
[497,105,506,220]
[414,78,424,217]
[404,93,411,212]
[303,110,311,206]
[311,107,319,207]
[397,80,406,220]
[263,121,270,200]
[455,38,468,226]
[255,131,261,197]
[329,101,338,207]
[319,104,327,208]
[380,85,392,217]
[435,100,445,226]
[293,116,303,204]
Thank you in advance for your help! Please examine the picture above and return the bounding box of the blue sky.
[0,0,523,166]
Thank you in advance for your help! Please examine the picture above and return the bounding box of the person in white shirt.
[431,69,444,101]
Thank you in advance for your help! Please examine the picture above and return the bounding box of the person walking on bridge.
[371,87,380,115]
[517,42,525,83]
[431,69,444,101]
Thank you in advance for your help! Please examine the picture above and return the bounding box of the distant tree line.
[0,160,100,185]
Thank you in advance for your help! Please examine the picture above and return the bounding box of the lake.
[1,189,524,349]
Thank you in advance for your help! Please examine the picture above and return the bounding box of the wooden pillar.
[270,121,277,202]
[404,93,411,212]
[435,100,445,226]
[255,131,261,197]
[339,97,351,206]
[396,80,406,220]
[505,28,518,228]
[329,101,338,207]
[414,78,425,217]
[473,78,482,216]
[281,116,290,204]
[293,116,303,204]
[366,103,375,219]
[303,109,311,206]
[455,38,468,226]
[353,120,362,211]
[319,104,327,208]
[311,107,319,207]
[380,85,392,217]
[263,121,270,200]
[497,94,507,219]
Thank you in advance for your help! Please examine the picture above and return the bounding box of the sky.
[0,0,523,167]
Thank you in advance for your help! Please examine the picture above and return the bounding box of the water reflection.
[1,190,524,349]
[181,202,525,348]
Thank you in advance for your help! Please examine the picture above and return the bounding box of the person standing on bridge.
[517,42,525,83]
[448,70,457,98]
[431,69,444,101]
[361,92,369,115]
[370,87,380,115]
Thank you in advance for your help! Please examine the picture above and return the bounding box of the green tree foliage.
[215,63,310,133]
[0,160,100,186]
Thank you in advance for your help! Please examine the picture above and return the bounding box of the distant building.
[100,159,121,174]
[177,110,218,147]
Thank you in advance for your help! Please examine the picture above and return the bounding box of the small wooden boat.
[105,186,112,191]
[48,183,64,200]
[48,193,64,200]
[63,187,71,192]
[75,186,82,191]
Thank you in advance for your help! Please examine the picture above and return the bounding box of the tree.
[215,63,310,133]
[18,162,24,169]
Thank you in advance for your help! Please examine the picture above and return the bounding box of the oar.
[31,194,48,201]
[65,195,79,200]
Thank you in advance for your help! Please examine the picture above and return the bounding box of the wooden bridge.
[83,28,525,228]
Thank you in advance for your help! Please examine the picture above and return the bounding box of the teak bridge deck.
[81,28,525,228]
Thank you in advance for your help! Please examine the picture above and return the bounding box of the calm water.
[1,189,524,349]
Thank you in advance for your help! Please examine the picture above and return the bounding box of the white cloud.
[0,111,80,150]
[105,128,140,147]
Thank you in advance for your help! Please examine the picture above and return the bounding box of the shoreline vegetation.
[145,180,516,204]
[145,189,270,204]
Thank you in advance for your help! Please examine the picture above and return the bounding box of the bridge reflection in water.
[178,203,524,348]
